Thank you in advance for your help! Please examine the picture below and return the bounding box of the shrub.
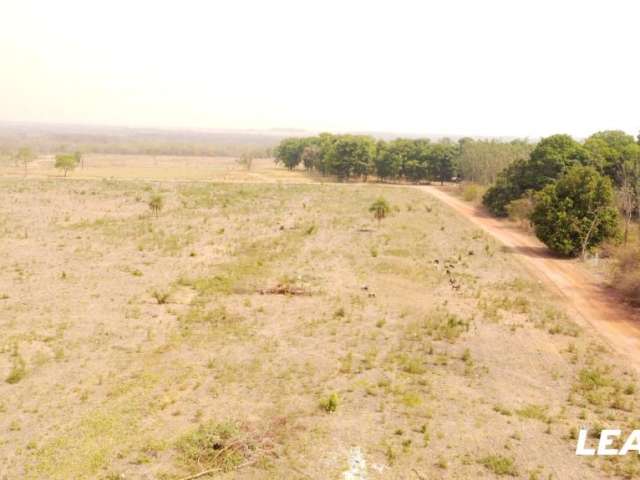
[479,455,518,476]
[148,194,164,217]
[319,393,339,413]
[176,421,244,472]
[369,197,391,225]
[611,245,640,305]
[6,354,26,384]
[505,195,534,227]
[151,289,170,304]
[461,184,482,202]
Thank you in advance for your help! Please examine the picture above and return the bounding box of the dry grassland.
[1,156,639,479]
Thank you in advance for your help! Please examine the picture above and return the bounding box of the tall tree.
[273,138,305,170]
[325,135,376,181]
[428,143,456,185]
[530,165,619,257]
[584,130,639,185]
[482,134,588,216]
[54,154,77,177]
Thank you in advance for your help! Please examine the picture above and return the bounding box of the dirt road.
[421,185,640,368]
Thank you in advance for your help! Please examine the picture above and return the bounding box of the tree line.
[482,131,640,257]
[274,134,531,184]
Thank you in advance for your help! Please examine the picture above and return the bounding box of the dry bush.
[611,244,640,305]
[506,196,534,230]
[459,183,485,203]
[175,418,287,476]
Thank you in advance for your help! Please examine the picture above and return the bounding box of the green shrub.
[479,455,518,476]
[369,197,391,224]
[319,393,339,413]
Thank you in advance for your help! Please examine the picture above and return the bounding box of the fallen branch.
[178,459,257,480]
[259,284,308,296]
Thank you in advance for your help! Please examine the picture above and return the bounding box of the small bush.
[479,455,518,476]
[319,393,339,413]
[151,289,170,304]
[148,194,164,217]
[6,355,26,384]
[461,184,482,202]
[505,196,534,227]
[176,421,244,472]
[369,197,391,225]
[515,404,548,422]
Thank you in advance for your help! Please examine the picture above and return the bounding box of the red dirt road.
[422,186,640,369]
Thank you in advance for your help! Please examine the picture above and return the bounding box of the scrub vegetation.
[0,153,638,479]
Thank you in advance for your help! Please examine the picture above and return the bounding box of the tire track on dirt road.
[421,185,640,369]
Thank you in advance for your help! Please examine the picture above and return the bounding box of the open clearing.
[423,186,640,371]
[2,156,640,479]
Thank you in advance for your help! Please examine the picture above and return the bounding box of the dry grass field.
[1,156,640,479]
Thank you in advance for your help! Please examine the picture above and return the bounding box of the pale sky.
[1,0,638,138]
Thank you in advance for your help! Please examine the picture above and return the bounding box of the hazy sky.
[1,0,639,138]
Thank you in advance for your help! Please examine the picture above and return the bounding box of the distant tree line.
[275,134,530,184]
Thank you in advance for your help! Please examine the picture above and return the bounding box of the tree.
[482,134,588,216]
[369,197,391,225]
[584,130,638,185]
[482,159,529,216]
[273,138,305,170]
[618,158,640,243]
[525,134,589,190]
[374,140,401,181]
[455,138,533,184]
[428,143,456,185]
[148,194,164,217]
[54,154,77,177]
[325,135,376,181]
[16,147,36,175]
[300,144,321,171]
[530,166,619,258]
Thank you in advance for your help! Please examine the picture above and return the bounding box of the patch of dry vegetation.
[611,243,640,305]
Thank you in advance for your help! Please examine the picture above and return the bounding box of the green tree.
[584,130,638,185]
[427,143,456,185]
[54,154,77,177]
[530,165,619,258]
[274,138,305,170]
[456,138,533,184]
[618,157,640,243]
[374,140,399,181]
[525,134,589,190]
[369,197,391,225]
[482,159,530,216]
[325,135,376,181]
[482,134,588,216]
